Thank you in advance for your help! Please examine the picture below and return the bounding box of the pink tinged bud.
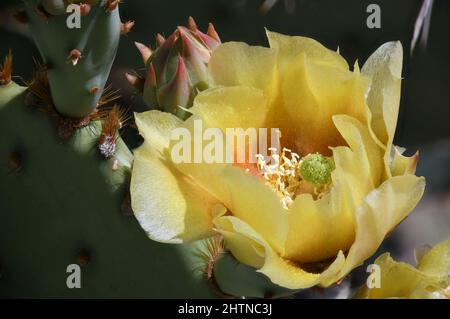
[207,23,221,44]
[147,63,157,87]
[151,32,178,86]
[125,72,144,93]
[193,28,221,51]
[187,16,198,31]
[135,17,221,118]
[177,27,209,87]
[157,56,193,118]
[177,26,211,61]
[155,33,166,47]
[134,41,152,64]
[142,64,159,108]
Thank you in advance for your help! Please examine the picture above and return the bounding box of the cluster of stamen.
[256,148,303,209]
[256,148,333,209]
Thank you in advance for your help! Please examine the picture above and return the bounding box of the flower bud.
[133,17,221,119]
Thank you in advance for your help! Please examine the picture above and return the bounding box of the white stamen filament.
[256,147,302,209]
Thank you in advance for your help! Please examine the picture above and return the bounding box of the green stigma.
[299,153,334,186]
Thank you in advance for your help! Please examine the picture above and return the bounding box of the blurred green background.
[1,0,449,297]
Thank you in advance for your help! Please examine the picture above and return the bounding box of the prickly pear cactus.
[23,0,123,118]
[128,17,221,119]
[0,56,215,297]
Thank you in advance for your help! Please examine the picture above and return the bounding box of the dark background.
[1,0,449,297]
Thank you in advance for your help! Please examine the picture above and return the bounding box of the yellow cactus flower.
[130,30,425,289]
[358,239,450,299]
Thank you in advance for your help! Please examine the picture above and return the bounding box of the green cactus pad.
[24,0,121,118]
[0,82,214,298]
[213,251,296,298]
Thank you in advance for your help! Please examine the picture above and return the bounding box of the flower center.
[256,148,334,208]
[299,153,333,186]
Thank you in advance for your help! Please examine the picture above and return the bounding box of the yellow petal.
[337,174,425,280]
[131,112,224,243]
[134,110,182,157]
[169,115,232,207]
[284,191,355,263]
[361,240,450,299]
[266,30,360,153]
[330,115,384,240]
[214,216,265,269]
[362,42,403,178]
[131,149,218,243]
[216,216,347,289]
[362,41,402,146]
[363,253,427,299]
[305,61,369,128]
[279,53,370,155]
[208,42,278,100]
[390,146,419,176]
[214,216,347,289]
[260,248,346,290]
[190,86,269,129]
[135,109,232,211]
[333,115,383,194]
[418,239,450,278]
[266,30,349,71]
[285,116,383,264]
[219,165,288,254]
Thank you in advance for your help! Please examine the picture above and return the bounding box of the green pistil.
[299,153,334,186]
